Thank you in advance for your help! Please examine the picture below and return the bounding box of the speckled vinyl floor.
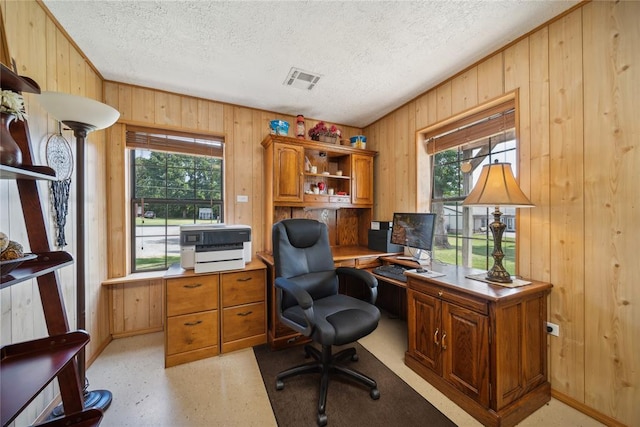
[87,315,605,427]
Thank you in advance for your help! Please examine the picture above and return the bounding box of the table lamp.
[37,92,119,414]
[462,160,534,283]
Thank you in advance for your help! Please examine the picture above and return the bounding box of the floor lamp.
[37,92,120,414]
[462,160,534,284]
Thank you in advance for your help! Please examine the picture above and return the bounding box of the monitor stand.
[397,249,430,265]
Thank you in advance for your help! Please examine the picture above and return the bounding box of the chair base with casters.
[276,343,380,426]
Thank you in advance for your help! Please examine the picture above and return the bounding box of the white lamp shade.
[37,91,120,130]
[462,162,534,208]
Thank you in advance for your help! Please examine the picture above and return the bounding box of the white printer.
[180,224,252,273]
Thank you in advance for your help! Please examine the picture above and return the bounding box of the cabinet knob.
[438,291,443,297]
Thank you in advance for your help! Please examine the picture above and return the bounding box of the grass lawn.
[433,233,516,271]
[135,217,210,226]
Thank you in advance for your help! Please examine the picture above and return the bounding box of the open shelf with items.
[0,66,101,426]
[0,251,73,289]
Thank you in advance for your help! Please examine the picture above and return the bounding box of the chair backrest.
[272,219,338,309]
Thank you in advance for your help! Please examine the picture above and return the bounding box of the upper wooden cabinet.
[273,142,304,202]
[262,134,377,251]
[263,134,376,208]
[351,153,374,205]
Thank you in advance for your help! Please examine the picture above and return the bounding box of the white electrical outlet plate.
[546,322,559,336]
[236,195,249,203]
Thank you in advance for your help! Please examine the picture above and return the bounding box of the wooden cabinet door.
[274,142,303,202]
[407,289,441,374]
[441,301,490,406]
[351,153,373,205]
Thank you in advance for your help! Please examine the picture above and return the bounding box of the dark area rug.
[254,342,457,427]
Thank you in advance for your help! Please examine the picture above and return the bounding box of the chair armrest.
[336,267,378,288]
[275,277,313,309]
[336,267,379,304]
[275,277,315,335]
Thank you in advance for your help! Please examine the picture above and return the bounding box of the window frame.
[127,126,225,273]
[421,95,521,271]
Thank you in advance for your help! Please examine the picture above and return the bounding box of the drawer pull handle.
[237,311,253,317]
[442,331,447,350]
[184,320,203,326]
[237,277,253,282]
[434,328,440,345]
[184,283,203,289]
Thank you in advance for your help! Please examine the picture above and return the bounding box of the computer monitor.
[390,212,437,263]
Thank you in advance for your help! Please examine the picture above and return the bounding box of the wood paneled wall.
[364,3,639,426]
[3,1,637,426]
[102,81,363,278]
[1,1,110,424]
[1,0,362,391]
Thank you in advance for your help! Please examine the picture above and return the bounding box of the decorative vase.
[296,115,305,139]
[0,112,22,166]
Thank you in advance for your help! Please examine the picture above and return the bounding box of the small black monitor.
[390,213,437,259]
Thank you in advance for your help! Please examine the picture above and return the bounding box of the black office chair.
[272,218,381,426]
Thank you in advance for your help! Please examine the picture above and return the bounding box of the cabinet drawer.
[166,275,219,316]
[334,259,356,268]
[166,310,218,355]
[329,195,350,204]
[408,278,488,315]
[221,270,265,307]
[356,256,381,269]
[222,302,265,343]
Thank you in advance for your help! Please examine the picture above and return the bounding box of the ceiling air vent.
[283,67,322,90]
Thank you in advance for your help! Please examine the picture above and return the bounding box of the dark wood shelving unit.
[0,163,57,180]
[1,332,90,426]
[0,66,102,426]
[0,251,74,289]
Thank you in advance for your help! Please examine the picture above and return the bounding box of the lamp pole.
[50,121,113,416]
[37,92,120,418]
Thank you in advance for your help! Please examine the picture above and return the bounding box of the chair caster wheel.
[276,380,284,391]
[370,388,380,400]
[317,413,328,426]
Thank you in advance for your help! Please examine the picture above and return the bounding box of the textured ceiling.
[42,1,578,128]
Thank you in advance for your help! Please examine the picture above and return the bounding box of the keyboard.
[373,264,408,283]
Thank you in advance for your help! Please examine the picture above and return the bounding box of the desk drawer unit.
[220,268,267,353]
[221,270,264,306]
[165,274,220,367]
[165,310,219,367]
[222,302,266,343]
[166,275,219,316]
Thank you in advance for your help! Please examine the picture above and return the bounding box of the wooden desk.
[404,264,552,427]
[257,246,400,349]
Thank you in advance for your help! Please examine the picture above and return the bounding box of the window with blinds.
[425,99,519,272]
[128,126,224,272]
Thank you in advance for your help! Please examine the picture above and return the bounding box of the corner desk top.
[256,245,401,265]
[398,260,552,303]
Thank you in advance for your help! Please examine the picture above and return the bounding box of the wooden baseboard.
[551,389,628,427]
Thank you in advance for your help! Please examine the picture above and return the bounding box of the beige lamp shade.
[37,91,120,130]
[463,161,534,208]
